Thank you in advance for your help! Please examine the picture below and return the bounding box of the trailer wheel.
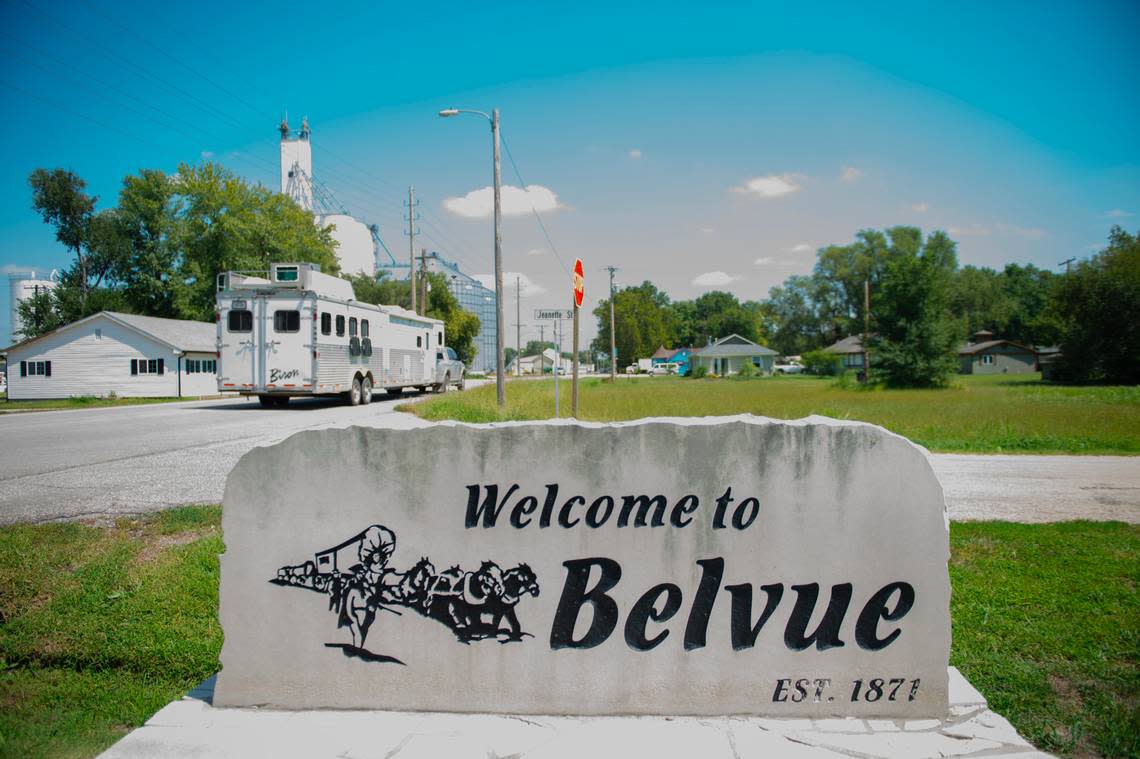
[273,396,290,407]
[348,377,363,406]
[258,395,275,408]
[361,376,373,405]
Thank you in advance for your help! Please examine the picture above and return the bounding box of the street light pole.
[439,106,506,406]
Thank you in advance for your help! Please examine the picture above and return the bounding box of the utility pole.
[1059,257,1076,273]
[605,266,618,380]
[406,186,417,313]
[516,276,522,377]
[420,248,428,315]
[862,278,871,383]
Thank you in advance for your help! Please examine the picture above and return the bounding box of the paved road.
[1,397,1136,524]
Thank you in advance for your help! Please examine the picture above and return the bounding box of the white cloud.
[994,223,1047,239]
[628,148,642,159]
[754,257,774,265]
[1104,209,1133,218]
[731,173,802,198]
[948,224,990,237]
[911,202,929,213]
[525,248,545,256]
[692,271,741,287]
[444,184,563,219]
[839,166,862,183]
[699,227,715,235]
[200,150,215,159]
[0,263,42,275]
[789,243,814,253]
[473,272,547,297]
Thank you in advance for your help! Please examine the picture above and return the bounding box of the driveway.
[0,397,1136,524]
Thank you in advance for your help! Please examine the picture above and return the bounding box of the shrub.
[737,361,757,378]
[692,365,708,379]
[801,348,841,376]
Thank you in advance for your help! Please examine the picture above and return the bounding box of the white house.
[4,311,218,400]
[508,348,559,375]
[690,334,778,376]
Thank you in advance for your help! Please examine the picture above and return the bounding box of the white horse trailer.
[216,263,447,406]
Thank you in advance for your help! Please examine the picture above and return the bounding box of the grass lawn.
[0,508,1136,758]
[0,395,216,413]
[404,374,1140,454]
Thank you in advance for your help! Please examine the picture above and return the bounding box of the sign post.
[571,259,584,418]
[535,309,573,417]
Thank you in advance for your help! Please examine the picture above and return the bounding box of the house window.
[349,317,358,337]
[752,357,763,367]
[361,319,369,338]
[228,310,253,332]
[320,313,332,336]
[981,354,994,366]
[274,310,300,332]
[185,359,217,374]
[130,358,165,375]
[20,360,51,377]
[94,328,102,340]
[335,315,345,337]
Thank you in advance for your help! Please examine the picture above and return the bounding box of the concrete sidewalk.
[98,668,1049,759]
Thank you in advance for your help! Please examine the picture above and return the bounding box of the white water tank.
[8,271,58,345]
[318,214,376,277]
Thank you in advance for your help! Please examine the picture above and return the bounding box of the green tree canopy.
[1051,227,1139,384]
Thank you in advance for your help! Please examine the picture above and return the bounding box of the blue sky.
[1,0,1137,346]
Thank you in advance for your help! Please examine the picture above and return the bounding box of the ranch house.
[4,311,218,400]
[690,334,777,376]
[957,331,1039,375]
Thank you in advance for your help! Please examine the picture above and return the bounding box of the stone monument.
[215,416,950,717]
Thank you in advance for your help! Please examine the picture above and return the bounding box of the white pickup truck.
[433,347,466,392]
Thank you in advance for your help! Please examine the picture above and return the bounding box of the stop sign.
[572,258,585,308]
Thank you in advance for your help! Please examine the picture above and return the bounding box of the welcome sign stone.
[215,416,951,717]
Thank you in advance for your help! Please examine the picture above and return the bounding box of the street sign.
[534,309,573,321]
[572,258,585,309]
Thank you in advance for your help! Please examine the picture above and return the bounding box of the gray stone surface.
[216,416,950,717]
[99,667,1050,758]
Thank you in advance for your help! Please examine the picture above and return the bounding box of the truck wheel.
[258,395,275,408]
[458,374,466,391]
[348,377,363,406]
[361,376,373,405]
[437,374,451,393]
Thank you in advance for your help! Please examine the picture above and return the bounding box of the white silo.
[8,271,58,344]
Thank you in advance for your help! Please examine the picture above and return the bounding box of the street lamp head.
[438,108,459,118]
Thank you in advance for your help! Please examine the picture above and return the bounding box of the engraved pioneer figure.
[271,523,538,662]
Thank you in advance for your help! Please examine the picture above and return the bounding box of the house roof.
[5,311,216,354]
[824,335,864,354]
[650,345,674,360]
[957,339,1037,356]
[691,334,777,357]
[667,347,693,360]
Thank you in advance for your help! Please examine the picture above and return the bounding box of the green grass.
[403,374,1140,454]
[1,511,1135,758]
[0,507,222,759]
[0,395,212,413]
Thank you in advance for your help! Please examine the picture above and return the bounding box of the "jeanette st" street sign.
[534,309,573,320]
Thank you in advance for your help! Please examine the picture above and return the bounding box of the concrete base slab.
[99,667,1049,759]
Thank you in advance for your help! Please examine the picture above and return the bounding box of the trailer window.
[416,336,422,348]
[274,310,300,333]
[228,310,253,332]
[349,317,358,337]
[321,313,331,336]
[336,315,345,337]
[438,331,443,345]
[361,319,369,338]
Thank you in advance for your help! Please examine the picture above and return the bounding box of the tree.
[1051,227,1139,384]
[114,169,179,317]
[591,281,673,363]
[504,347,518,368]
[172,162,339,321]
[28,169,98,311]
[523,340,555,356]
[766,275,829,355]
[870,228,961,387]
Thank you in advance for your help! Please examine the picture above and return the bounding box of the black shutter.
[158,358,165,375]
[44,361,51,377]
[131,359,138,375]
[20,361,26,377]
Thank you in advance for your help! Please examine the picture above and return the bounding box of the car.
[774,361,803,374]
[625,364,639,374]
[434,346,466,392]
[651,362,679,375]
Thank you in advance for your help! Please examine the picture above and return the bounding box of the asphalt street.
[0,394,1136,524]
